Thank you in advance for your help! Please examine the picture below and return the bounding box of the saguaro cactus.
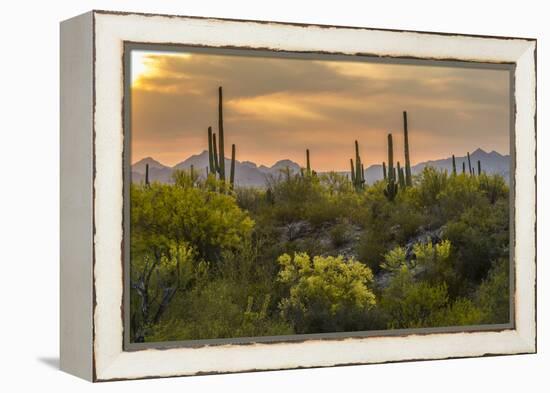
[382,162,387,180]
[230,144,236,187]
[207,126,215,174]
[452,154,457,175]
[357,141,365,189]
[467,152,472,175]
[145,163,150,186]
[350,140,365,191]
[218,86,226,181]
[212,133,219,174]
[477,160,482,176]
[306,149,311,176]
[403,111,412,187]
[397,161,406,188]
[384,133,398,201]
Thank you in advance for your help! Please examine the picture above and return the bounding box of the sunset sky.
[130,49,511,171]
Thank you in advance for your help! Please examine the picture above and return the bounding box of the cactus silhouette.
[145,163,150,186]
[452,154,457,175]
[382,161,387,180]
[350,140,366,190]
[207,126,215,174]
[218,86,226,181]
[477,160,482,176]
[212,133,219,174]
[384,133,398,201]
[306,149,311,176]
[397,161,406,188]
[230,144,236,187]
[467,152,472,175]
[403,111,412,187]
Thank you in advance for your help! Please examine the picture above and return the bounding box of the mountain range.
[131,148,510,188]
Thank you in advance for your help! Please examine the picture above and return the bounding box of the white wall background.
[0,0,546,391]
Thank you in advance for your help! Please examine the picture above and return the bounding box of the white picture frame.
[60,10,536,381]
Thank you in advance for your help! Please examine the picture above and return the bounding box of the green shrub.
[131,182,254,261]
[475,258,510,324]
[329,222,350,248]
[380,266,449,329]
[444,201,509,284]
[147,280,293,342]
[277,253,376,333]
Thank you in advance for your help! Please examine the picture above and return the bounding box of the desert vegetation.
[130,87,510,343]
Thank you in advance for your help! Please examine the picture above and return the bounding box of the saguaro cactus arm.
[207,126,215,174]
[212,133,219,173]
[230,144,236,187]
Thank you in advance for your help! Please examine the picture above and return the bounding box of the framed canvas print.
[60,10,537,381]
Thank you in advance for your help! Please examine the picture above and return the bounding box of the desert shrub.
[437,174,486,222]
[355,184,394,272]
[380,266,449,329]
[431,298,484,327]
[130,242,196,342]
[379,265,483,329]
[412,240,459,292]
[277,253,376,333]
[235,186,266,213]
[475,258,510,324]
[444,201,509,284]
[320,171,354,196]
[329,221,351,248]
[131,182,254,261]
[415,167,449,212]
[147,280,293,342]
[478,173,508,205]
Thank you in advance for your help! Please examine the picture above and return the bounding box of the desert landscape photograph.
[127,48,511,343]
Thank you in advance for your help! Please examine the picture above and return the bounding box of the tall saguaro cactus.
[403,111,412,187]
[145,163,150,186]
[397,161,405,188]
[452,154,457,175]
[384,133,398,201]
[306,149,311,176]
[477,160,482,176]
[207,126,215,174]
[382,162,387,180]
[212,133,219,174]
[218,86,226,181]
[467,152,472,175]
[350,140,365,191]
[230,144,236,187]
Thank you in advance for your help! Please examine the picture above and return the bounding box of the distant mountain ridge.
[132,148,510,187]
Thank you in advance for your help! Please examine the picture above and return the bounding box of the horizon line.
[132,147,509,170]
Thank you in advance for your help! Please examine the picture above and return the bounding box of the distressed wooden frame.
[60,10,537,382]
